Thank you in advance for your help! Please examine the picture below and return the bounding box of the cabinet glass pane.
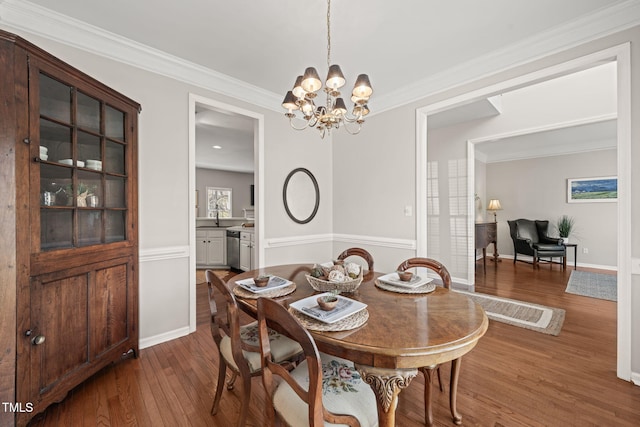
[105,105,125,140]
[105,176,125,208]
[105,140,125,175]
[77,170,102,208]
[105,211,126,243]
[41,209,73,250]
[40,164,72,207]
[78,131,101,166]
[78,210,102,246]
[39,74,71,123]
[40,119,71,163]
[77,92,100,132]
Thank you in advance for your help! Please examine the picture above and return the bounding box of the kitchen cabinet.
[239,230,255,271]
[0,29,139,427]
[196,228,226,267]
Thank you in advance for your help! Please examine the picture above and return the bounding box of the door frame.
[187,93,264,332]
[415,43,632,381]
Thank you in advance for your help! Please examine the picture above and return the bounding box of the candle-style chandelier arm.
[281,0,372,139]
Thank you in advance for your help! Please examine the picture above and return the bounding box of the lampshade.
[352,74,373,98]
[301,67,322,93]
[281,91,298,111]
[292,75,306,99]
[332,97,347,115]
[488,199,502,211]
[326,64,346,89]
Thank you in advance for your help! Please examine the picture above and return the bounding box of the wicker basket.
[305,270,363,293]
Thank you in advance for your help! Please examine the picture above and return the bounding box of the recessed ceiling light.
[212,145,222,149]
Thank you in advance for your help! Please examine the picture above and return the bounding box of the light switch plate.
[632,258,640,275]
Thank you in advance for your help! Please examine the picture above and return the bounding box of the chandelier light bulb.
[292,75,306,99]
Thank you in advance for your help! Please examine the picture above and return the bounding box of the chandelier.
[281,0,373,138]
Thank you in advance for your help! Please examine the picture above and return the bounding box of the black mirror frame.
[282,167,320,224]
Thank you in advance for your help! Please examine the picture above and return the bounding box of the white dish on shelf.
[39,146,48,155]
[40,154,48,161]
[59,159,73,165]
[377,272,434,289]
[77,160,85,167]
[290,293,367,324]
[86,165,102,171]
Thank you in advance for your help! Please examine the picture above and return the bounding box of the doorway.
[187,93,265,332]
[415,44,632,380]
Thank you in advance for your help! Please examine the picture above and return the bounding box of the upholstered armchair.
[508,219,566,270]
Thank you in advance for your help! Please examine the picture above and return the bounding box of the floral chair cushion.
[220,321,302,372]
[273,354,378,426]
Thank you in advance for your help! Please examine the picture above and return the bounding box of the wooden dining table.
[228,264,488,427]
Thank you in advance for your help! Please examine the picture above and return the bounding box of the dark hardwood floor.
[28,262,640,426]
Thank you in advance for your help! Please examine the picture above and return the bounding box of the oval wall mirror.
[283,168,320,224]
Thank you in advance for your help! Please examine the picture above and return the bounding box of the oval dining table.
[228,264,488,427]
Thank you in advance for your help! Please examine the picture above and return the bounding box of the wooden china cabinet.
[0,30,140,426]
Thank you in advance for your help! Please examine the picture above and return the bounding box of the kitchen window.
[206,187,232,218]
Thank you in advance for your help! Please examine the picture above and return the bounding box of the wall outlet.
[632,258,640,275]
[582,247,589,254]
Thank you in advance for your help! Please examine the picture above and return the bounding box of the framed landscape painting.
[567,176,617,203]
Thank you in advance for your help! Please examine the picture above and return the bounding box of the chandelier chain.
[326,0,331,70]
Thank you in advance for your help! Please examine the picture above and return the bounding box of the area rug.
[454,290,565,336]
[565,270,617,301]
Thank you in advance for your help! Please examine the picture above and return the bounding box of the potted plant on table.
[556,215,575,244]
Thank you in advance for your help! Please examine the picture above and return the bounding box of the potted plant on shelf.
[556,215,575,244]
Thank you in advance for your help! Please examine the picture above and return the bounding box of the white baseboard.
[631,371,640,386]
[139,326,191,349]
[500,254,617,271]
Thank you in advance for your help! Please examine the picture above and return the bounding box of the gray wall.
[195,168,253,218]
[486,149,617,268]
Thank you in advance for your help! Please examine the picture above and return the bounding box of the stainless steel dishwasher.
[226,229,240,270]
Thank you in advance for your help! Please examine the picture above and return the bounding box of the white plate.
[235,275,292,294]
[86,165,102,171]
[59,159,73,165]
[377,272,434,289]
[77,160,85,167]
[290,293,367,324]
[40,154,48,161]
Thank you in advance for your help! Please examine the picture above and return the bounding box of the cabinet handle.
[32,335,46,346]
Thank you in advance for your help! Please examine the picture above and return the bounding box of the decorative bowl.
[317,295,339,311]
[254,275,270,287]
[397,271,414,282]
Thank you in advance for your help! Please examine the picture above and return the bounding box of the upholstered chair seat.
[272,354,378,427]
[219,321,304,373]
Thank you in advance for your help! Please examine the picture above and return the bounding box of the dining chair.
[337,247,375,273]
[205,270,303,427]
[256,297,378,427]
[396,257,458,426]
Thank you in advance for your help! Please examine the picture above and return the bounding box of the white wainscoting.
[139,246,191,349]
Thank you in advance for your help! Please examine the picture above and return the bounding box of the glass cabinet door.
[37,72,129,251]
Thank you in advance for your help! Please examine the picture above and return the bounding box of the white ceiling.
[5,0,634,170]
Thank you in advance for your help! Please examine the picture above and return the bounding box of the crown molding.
[0,0,282,112]
[373,0,640,114]
[1,0,639,114]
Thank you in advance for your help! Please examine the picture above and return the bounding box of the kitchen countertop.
[226,225,254,232]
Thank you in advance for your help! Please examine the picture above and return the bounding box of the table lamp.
[487,199,502,222]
